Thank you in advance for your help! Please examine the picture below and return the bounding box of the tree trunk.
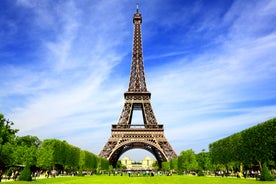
[258,161,262,171]
[239,162,243,173]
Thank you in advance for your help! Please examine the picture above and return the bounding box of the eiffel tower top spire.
[136,3,139,13]
[127,5,148,93]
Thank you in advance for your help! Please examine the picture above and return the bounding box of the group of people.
[214,170,261,178]
[0,169,19,182]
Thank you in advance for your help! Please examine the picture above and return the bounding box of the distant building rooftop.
[120,156,156,170]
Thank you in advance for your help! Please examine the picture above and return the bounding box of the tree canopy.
[209,118,276,169]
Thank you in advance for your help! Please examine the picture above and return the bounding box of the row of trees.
[162,149,213,173]
[163,148,275,174]
[36,139,109,172]
[161,118,275,181]
[0,114,110,175]
[209,118,275,170]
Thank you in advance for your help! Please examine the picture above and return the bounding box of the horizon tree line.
[1,114,275,180]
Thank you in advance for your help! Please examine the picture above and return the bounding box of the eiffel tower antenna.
[136,3,139,13]
[99,6,177,168]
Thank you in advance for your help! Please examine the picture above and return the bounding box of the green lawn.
[3,175,276,184]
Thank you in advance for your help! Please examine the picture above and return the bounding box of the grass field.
[3,175,276,184]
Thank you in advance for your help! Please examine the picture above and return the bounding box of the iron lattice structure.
[99,7,177,167]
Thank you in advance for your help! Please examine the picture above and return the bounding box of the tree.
[64,144,80,170]
[19,162,32,181]
[97,157,110,171]
[260,162,275,181]
[0,114,18,165]
[170,157,178,171]
[37,139,57,169]
[196,151,213,171]
[87,152,98,171]
[115,160,123,169]
[241,118,276,168]
[12,135,41,166]
[178,149,198,172]
[162,161,170,171]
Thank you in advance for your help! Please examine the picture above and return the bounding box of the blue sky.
[1,0,276,161]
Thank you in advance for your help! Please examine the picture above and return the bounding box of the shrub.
[198,170,204,176]
[260,163,274,181]
[19,163,32,181]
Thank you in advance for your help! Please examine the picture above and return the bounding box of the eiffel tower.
[99,6,177,167]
